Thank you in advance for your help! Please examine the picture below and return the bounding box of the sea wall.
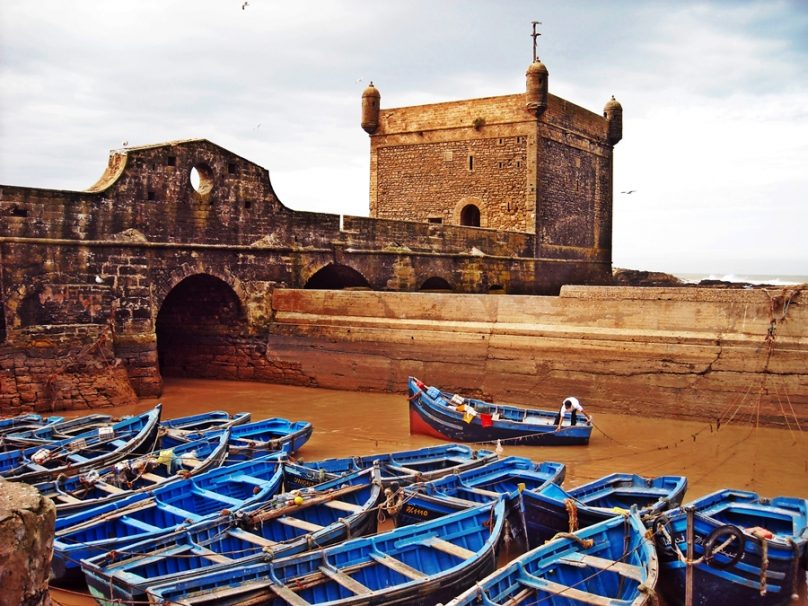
[266,285,807,427]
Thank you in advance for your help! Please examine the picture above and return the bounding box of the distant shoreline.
[675,273,808,286]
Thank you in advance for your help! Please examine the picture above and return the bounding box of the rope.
[563,498,579,533]
[750,528,769,596]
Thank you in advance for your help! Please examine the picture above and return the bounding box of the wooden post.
[685,505,695,606]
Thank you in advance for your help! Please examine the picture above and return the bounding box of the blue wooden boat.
[521,472,688,548]
[408,377,593,446]
[0,413,64,436]
[284,442,497,489]
[0,404,162,484]
[145,498,506,606]
[3,413,113,448]
[162,416,313,457]
[396,457,565,547]
[444,511,659,606]
[160,410,251,437]
[81,465,383,605]
[51,455,285,582]
[33,429,231,516]
[654,489,808,606]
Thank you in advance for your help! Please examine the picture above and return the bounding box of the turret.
[525,60,549,116]
[361,82,381,134]
[604,95,623,145]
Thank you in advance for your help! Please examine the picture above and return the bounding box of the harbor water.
[50,377,808,605]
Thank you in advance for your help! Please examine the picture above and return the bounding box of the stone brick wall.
[0,136,615,412]
[367,90,615,284]
[266,286,808,427]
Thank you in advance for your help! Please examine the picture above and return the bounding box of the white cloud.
[1,0,806,277]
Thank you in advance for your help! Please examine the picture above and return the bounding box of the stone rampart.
[266,286,807,427]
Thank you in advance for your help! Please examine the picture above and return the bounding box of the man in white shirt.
[554,396,591,431]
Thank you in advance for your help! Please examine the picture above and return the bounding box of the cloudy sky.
[1,1,806,279]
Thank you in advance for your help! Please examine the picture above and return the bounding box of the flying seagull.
[242,1,249,9]
[620,190,636,194]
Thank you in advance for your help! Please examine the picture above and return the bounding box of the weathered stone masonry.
[0,139,578,412]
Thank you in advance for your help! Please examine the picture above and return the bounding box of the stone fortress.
[0,49,804,427]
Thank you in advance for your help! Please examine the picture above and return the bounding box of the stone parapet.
[266,287,807,427]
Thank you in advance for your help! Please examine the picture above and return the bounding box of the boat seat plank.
[502,587,538,606]
[323,500,364,513]
[55,493,83,504]
[433,493,480,508]
[422,536,475,560]
[465,486,501,498]
[180,456,203,469]
[518,574,614,606]
[369,552,424,580]
[558,552,643,582]
[227,528,279,548]
[139,472,166,483]
[384,463,421,475]
[277,516,325,532]
[95,482,126,494]
[268,581,312,606]
[191,546,234,564]
[318,565,370,595]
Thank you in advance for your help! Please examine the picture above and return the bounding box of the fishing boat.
[443,511,658,606]
[521,472,688,547]
[654,489,808,606]
[408,377,592,446]
[162,416,313,457]
[81,465,383,605]
[34,429,232,516]
[145,498,506,606]
[51,455,285,582]
[0,404,162,484]
[3,413,113,448]
[284,442,497,489]
[160,410,251,437]
[0,413,64,437]
[396,456,565,547]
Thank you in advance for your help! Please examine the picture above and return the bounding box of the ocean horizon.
[675,272,808,286]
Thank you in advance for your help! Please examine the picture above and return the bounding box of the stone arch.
[155,273,247,378]
[156,265,249,320]
[419,277,453,292]
[304,263,371,290]
[452,196,486,227]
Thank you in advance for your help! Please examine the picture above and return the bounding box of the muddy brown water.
[50,378,808,605]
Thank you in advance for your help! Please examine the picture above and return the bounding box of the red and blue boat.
[408,377,592,446]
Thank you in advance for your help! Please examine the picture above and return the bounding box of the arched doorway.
[460,204,481,227]
[304,263,371,290]
[156,274,246,378]
[419,277,452,292]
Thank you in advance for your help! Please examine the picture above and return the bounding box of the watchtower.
[362,43,622,287]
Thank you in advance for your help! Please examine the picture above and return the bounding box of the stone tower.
[362,58,622,288]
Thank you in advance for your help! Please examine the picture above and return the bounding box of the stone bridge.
[0,139,610,410]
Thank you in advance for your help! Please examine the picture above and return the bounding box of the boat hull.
[408,377,591,446]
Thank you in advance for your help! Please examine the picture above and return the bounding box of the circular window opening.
[190,164,214,195]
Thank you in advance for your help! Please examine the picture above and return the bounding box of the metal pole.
[685,505,695,606]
